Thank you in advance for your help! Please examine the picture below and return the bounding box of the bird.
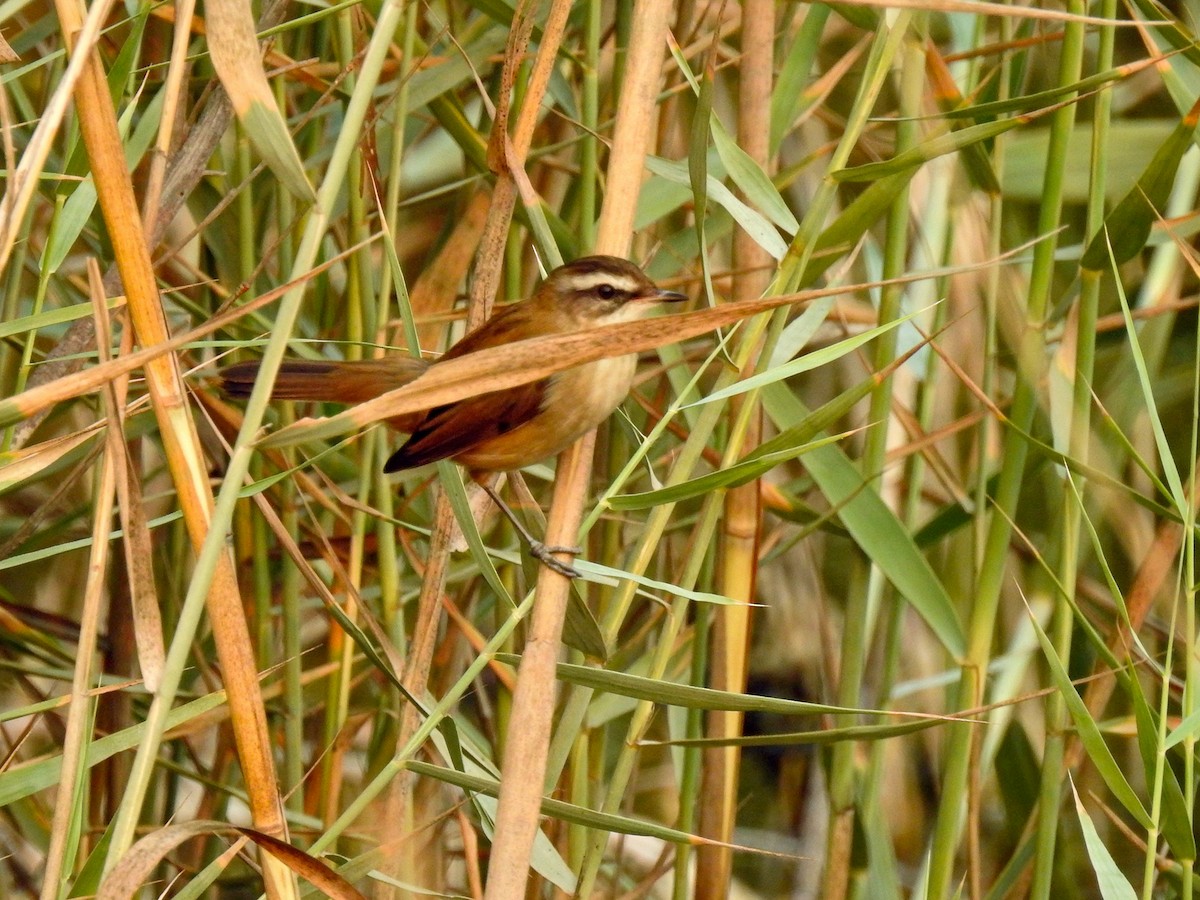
[220,255,688,576]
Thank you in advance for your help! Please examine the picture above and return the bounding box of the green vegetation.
[1,1,1197,897]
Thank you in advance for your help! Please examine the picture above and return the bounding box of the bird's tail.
[219,357,429,404]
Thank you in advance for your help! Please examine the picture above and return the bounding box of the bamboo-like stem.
[383,467,458,891]
[470,0,552,313]
[858,34,955,900]
[823,22,924,899]
[139,0,195,221]
[593,6,670,254]
[577,0,601,251]
[924,6,1085,895]
[1027,4,1110,895]
[362,0,417,876]
[693,2,775,895]
[482,436,593,899]
[319,3,374,847]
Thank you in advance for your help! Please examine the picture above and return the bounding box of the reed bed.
[1,1,1197,897]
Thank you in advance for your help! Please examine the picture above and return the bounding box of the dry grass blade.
[39,262,119,898]
[205,0,314,200]
[95,822,366,900]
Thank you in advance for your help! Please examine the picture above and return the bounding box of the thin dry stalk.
[139,0,195,219]
[39,262,118,898]
[483,436,594,899]
[470,0,557,313]
[388,1,572,890]
[695,1,775,893]
[483,2,679,895]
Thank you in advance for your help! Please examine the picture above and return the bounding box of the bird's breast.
[542,353,638,434]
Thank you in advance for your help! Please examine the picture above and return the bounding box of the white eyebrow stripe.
[566,272,644,293]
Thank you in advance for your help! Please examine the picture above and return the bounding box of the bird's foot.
[528,542,584,579]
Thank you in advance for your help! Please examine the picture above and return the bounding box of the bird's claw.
[528,542,583,578]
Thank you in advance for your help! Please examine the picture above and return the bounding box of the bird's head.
[533,256,688,326]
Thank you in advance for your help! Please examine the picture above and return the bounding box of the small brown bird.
[221,255,687,575]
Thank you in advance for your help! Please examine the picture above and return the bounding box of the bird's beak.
[645,288,688,304]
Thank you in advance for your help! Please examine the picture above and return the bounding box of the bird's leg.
[480,481,582,578]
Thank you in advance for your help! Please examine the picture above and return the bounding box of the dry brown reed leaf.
[0,30,17,63]
[698,0,777,889]
[0,430,97,491]
[255,234,1044,456]
[96,822,365,900]
[42,262,122,892]
[91,264,166,694]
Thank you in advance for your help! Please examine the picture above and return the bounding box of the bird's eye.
[597,284,617,300]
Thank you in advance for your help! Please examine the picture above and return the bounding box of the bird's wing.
[382,378,548,472]
[438,302,543,358]
[383,300,562,472]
